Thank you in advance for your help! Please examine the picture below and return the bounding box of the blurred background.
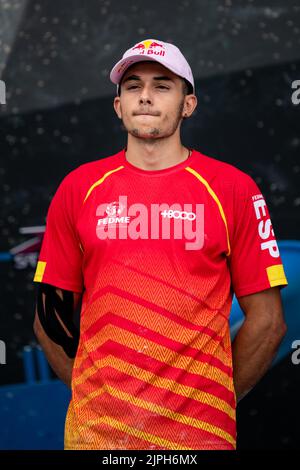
[0,0,299,450]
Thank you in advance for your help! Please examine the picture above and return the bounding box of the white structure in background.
[0,79,5,104]
[0,340,6,365]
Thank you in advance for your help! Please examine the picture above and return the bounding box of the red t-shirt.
[33,147,288,450]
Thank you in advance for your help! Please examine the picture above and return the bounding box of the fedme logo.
[252,194,279,258]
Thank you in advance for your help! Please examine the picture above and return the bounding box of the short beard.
[125,97,185,141]
[131,126,160,138]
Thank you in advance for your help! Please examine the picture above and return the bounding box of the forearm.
[33,284,82,387]
[232,317,286,402]
[34,318,74,388]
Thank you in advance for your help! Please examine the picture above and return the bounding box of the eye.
[127,85,139,90]
[157,85,169,89]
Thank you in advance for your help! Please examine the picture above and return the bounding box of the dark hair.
[182,78,194,96]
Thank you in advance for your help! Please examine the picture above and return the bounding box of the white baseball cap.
[109,38,195,95]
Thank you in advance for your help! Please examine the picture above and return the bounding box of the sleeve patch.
[33,261,47,283]
[266,264,288,287]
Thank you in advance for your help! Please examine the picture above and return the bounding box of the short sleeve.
[33,173,84,293]
[228,173,288,298]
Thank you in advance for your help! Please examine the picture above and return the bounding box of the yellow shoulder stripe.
[185,166,231,256]
[83,165,124,203]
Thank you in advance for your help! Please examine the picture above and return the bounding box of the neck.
[125,136,190,171]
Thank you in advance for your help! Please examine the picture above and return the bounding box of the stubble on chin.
[131,127,161,138]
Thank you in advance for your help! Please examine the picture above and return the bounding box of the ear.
[113,96,122,119]
[183,94,198,118]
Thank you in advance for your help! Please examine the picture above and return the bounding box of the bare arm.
[33,284,82,388]
[232,286,287,403]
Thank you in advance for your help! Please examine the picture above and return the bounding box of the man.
[33,38,288,450]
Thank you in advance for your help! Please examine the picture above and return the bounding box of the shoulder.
[54,149,124,200]
[63,149,124,186]
[49,149,124,213]
[191,149,259,196]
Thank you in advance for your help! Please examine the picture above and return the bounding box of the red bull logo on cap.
[117,59,135,74]
[131,39,165,57]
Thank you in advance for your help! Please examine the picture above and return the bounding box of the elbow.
[33,313,43,341]
[253,311,288,345]
[271,317,287,343]
[279,320,288,340]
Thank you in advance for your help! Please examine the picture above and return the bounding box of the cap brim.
[110,54,180,86]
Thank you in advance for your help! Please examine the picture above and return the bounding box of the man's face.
[113,61,193,141]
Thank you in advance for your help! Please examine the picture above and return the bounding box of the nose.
[139,96,151,104]
[139,85,152,105]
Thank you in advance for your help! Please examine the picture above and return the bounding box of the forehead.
[121,61,179,81]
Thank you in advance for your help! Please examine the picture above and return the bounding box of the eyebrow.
[122,74,174,85]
